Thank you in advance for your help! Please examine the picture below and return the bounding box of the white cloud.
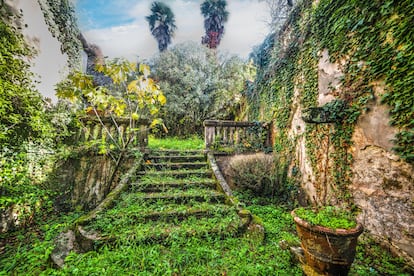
[80,0,269,61]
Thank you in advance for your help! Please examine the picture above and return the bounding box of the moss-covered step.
[89,201,236,223]
[130,188,226,204]
[81,212,242,246]
[131,178,217,192]
[138,169,213,179]
[146,154,206,163]
[144,162,208,170]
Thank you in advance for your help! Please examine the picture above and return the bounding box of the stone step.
[129,204,235,222]
[144,162,208,170]
[81,212,241,246]
[133,190,226,204]
[149,150,206,156]
[146,154,206,163]
[138,169,212,179]
[131,179,217,192]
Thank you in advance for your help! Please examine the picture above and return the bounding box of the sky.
[74,0,271,61]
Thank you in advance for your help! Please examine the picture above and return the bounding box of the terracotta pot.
[291,209,363,276]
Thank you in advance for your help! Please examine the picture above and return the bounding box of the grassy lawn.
[0,199,409,275]
[148,135,205,151]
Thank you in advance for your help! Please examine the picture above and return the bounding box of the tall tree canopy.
[200,0,229,49]
[146,1,176,52]
[150,42,254,136]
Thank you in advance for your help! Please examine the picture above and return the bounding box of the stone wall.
[250,0,414,267]
[313,51,414,266]
[52,152,135,211]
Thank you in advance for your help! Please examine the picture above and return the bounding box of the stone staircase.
[78,150,246,246]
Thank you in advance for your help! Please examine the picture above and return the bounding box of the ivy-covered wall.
[37,0,82,66]
[0,0,81,232]
[248,0,413,267]
[3,0,82,100]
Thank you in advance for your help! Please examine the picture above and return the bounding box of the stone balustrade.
[78,116,149,148]
[203,120,271,151]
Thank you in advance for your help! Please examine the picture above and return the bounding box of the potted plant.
[291,206,363,276]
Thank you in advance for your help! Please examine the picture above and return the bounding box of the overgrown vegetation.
[150,41,255,136]
[248,0,414,210]
[56,59,166,159]
[1,0,413,274]
[0,16,69,228]
[38,0,82,66]
[1,193,408,275]
[312,0,414,163]
[227,153,295,202]
[293,206,357,230]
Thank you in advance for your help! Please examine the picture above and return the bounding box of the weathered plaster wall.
[351,93,413,264]
[289,39,414,270]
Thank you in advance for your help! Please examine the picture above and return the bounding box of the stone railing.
[203,120,271,151]
[77,116,149,148]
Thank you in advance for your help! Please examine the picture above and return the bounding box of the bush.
[227,153,290,198]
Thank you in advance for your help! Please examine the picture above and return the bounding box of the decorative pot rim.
[291,209,364,236]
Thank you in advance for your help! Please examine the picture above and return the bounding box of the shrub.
[227,153,290,198]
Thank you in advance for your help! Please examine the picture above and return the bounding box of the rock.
[244,223,265,244]
[51,230,79,268]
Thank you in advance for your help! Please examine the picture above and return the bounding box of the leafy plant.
[0,20,53,148]
[56,59,166,160]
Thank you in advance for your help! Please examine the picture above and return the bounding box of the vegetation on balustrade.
[209,121,270,153]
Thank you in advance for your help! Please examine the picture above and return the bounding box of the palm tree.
[200,0,229,49]
[146,2,176,52]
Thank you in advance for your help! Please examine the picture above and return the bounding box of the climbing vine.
[248,0,413,206]
[37,0,82,67]
[0,14,56,222]
[313,0,414,163]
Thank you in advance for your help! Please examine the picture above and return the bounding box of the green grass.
[148,135,204,150]
[0,200,410,275]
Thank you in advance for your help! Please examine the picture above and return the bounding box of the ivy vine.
[248,0,413,206]
[313,0,414,163]
[37,0,82,67]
